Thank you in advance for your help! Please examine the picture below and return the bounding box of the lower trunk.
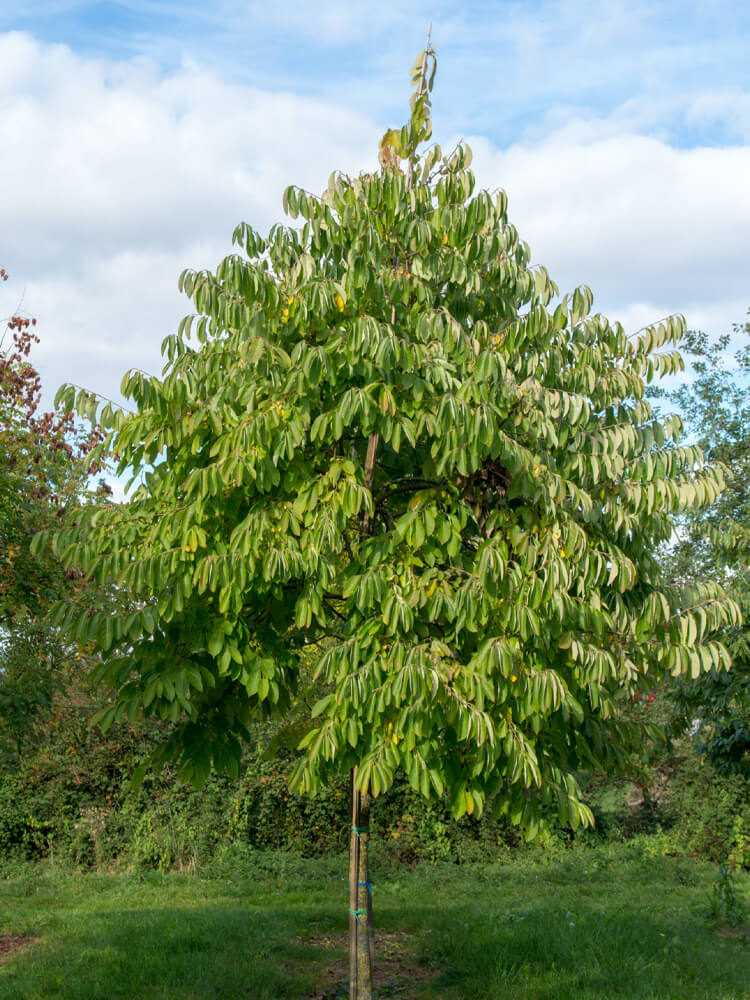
[348,769,373,1000]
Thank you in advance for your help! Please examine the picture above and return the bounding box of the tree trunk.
[349,769,373,1000]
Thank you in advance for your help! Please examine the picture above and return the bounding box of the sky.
[1,0,749,431]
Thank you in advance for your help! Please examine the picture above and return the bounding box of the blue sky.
[1,0,749,444]
[4,0,749,145]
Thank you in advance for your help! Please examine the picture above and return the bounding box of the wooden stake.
[348,769,360,998]
[356,792,373,1000]
[349,772,373,999]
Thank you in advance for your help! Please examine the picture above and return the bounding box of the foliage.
[0,276,106,625]
[42,50,739,846]
[2,667,749,869]
[660,320,750,774]
[0,659,149,861]
[0,694,507,869]
[661,741,750,868]
[709,862,747,927]
[0,270,110,762]
[580,728,750,868]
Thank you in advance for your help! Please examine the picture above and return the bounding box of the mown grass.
[0,841,748,999]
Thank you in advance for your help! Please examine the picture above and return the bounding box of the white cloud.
[468,127,750,340]
[1,32,378,257]
[685,88,750,143]
[0,31,380,404]
[1,28,749,421]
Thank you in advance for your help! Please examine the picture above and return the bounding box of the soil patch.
[0,933,35,961]
[300,929,440,998]
[717,923,750,945]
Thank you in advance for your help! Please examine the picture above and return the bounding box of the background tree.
[0,270,107,760]
[43,49,739,998]
[661,319,750,774]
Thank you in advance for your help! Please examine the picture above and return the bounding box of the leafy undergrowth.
[0,843,748,999]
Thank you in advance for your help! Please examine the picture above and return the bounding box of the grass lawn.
[0,842,748,999]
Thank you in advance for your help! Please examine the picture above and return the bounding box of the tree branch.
[360,433,380,537]
[374,477,441,504]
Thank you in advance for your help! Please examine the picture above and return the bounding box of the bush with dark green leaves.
[658,321,750,776]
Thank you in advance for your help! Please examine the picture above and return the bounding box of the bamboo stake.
[363,795,376,973]
[356,792,373,1000]
[348,769,360,998]
[349,426,381,998]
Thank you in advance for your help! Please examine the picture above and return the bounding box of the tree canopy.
[661,320,750,773]
[42,49,739,841]
[1,273,107,755]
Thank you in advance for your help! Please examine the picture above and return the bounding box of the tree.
[41,48,739,998]
[0,270,107,759]
[660,320,750,773]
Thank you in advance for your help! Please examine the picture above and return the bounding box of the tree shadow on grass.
[411,899,750,1000]
[3,880,750,1000]
[2,904,322,1000]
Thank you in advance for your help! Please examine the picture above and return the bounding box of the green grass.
[0,842,748,999]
